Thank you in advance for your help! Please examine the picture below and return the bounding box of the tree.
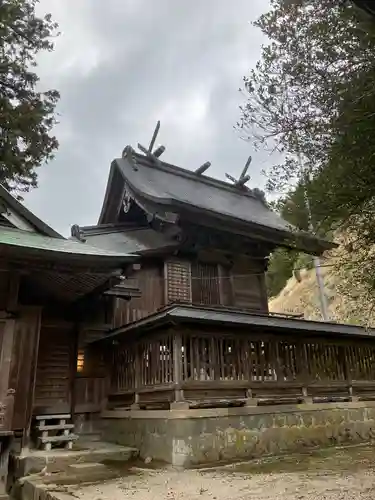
[0,0,59,194]
[237,0,375,195]
[239,0,375,311]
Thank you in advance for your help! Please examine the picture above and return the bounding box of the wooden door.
[9,307,41,432]
[34,325,74,414]
[0,320,8,430]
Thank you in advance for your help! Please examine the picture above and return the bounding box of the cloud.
[27,0,272,235]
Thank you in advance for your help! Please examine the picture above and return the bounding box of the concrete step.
[14,442,139,477]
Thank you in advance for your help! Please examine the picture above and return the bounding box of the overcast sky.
[25,0,272,236]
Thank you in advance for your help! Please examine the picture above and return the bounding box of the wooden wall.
[113,262,164,327]
[165,252,268,313]
[230,255,268,312]
[111,250,268,331]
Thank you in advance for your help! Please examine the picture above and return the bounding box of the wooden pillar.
[69,323,80,424]
[296,341,313,404]
[131,342,140,410]
[342,344,357,402]
[0,273,19,406]
[171,331,188,409]
[21,307,42,449]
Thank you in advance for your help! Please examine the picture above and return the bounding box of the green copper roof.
[0,227,136,264]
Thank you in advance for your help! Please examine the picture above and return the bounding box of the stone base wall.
[100,402,375,467]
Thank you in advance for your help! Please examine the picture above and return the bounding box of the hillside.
[268,243,375,327]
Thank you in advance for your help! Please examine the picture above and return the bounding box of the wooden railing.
[104,327,375,410]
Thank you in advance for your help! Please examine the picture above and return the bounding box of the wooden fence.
[104,327,375,409]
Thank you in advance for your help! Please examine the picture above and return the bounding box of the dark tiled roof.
[114,152,292,233]
[98,149,334,254]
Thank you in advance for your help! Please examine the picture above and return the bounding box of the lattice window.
[192,262,220,306]
[164,259,192,304]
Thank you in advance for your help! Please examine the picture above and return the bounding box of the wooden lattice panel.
[191,262,220,306]
[164,259,192,304]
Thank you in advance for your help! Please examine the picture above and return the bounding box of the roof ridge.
[124,148,266,203]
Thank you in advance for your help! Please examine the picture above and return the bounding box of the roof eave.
[92,304,375,343]
[0,243,138,268]
[0,185,63,238]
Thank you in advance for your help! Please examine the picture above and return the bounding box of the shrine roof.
[98,148,334,255]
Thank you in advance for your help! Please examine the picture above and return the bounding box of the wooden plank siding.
[230,257,268,313]
[113,264,164,328]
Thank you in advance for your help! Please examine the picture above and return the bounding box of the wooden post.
[69,323,80,425]
[171,331,188,409]
[131,343,140,410]
[342,345,357,402]
[0,273,19,406]
[21,307,42,450]
[297,341,313,404]
[217,265,225,306]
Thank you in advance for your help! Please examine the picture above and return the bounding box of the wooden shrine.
[69,140,375,411]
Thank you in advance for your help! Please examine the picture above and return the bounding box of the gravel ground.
[48,445,375,500]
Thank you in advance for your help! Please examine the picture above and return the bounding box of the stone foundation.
[100,401,375,467]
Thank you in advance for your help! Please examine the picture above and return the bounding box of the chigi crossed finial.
[225,155,252,188]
